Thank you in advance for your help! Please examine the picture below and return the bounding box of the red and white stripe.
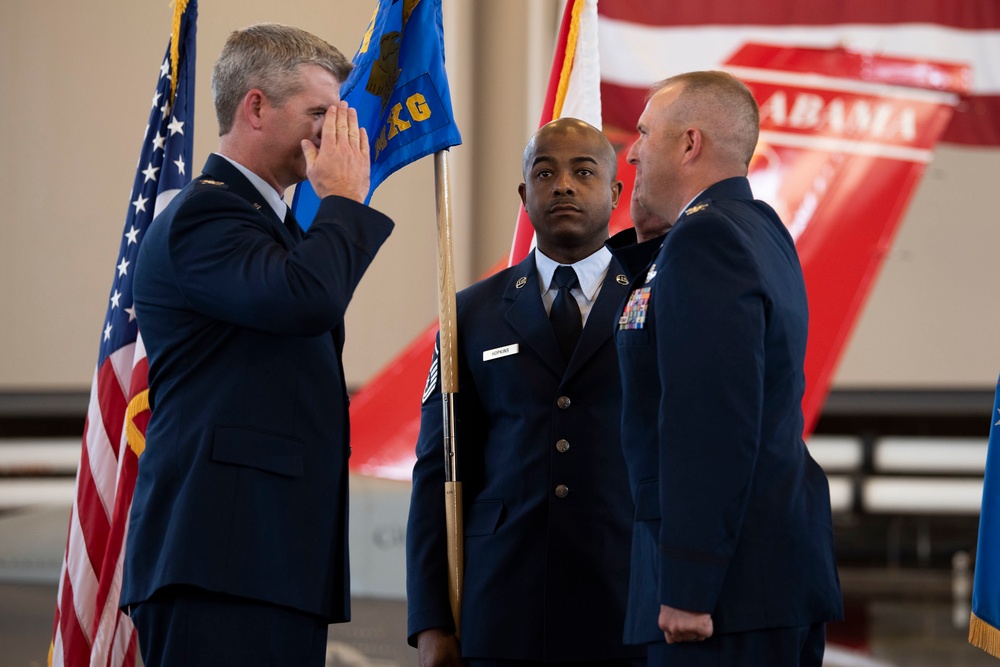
[53,342,142,667]
[597,0,1000,145]
[53,271,162,667]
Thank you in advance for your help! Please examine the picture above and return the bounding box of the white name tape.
[483,343,519,361]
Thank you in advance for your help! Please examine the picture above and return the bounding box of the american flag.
[49,2,196,665]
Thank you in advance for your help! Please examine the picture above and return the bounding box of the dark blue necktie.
[550,265,582,362]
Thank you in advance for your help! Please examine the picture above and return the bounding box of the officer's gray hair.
[649,71,760,168]
[212,23,352,136]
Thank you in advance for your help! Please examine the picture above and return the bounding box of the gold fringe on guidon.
[126,389,150,457]
[969,611,1000,658]
[169,0,190,104]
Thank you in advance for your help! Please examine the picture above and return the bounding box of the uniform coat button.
[557,396,571,409]
[556,439,570,453]
[555,484,569,498]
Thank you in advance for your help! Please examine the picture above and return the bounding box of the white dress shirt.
[535,246,612,327]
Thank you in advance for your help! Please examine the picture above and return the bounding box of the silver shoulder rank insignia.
[252,203,262,210]
[200,179,225,186]
[616,274,629,285]
[515,277,527,289]
[685,202,709,216]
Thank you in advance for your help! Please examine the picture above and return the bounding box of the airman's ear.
[609,179,624,209]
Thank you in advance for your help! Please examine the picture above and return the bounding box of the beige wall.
[1,0,997,393]
[834,144,1000,387]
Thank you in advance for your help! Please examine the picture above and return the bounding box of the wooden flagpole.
[434,148,463,638]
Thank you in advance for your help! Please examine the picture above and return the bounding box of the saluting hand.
[659,604,713,644]
[301,100,370,203]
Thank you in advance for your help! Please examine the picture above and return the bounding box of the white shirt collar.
[215,153,288,221]
[535,245,612,302]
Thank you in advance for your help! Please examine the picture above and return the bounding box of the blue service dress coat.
[406,251,644,662]
[612,177,843,644]
[120,154,393,622]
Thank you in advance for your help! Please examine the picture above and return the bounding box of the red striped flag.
[597,0,1000,145]
[49,3,196,665]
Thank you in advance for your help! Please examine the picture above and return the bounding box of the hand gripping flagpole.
[434,148,463,638]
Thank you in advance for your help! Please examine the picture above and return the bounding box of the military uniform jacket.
[120,154,393,621]
[406,251,643,662]
[612,177,843,644]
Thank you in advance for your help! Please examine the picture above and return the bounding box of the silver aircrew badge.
[685,202,709,216]
[516,277,527,289]
[645,263,657,284]
[616,274,629,285]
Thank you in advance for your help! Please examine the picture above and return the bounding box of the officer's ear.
[243,89,267,130]
[681,128,702,165]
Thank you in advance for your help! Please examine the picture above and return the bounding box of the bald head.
[650,71,759,169]
[518,117,623,264]
[522,118,618,180]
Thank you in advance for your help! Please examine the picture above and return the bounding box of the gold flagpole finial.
[169,0,190,104]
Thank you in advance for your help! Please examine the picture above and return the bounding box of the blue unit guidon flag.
[972,373,1000,658]
[293,0,462,225]
[49,3,197,666]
